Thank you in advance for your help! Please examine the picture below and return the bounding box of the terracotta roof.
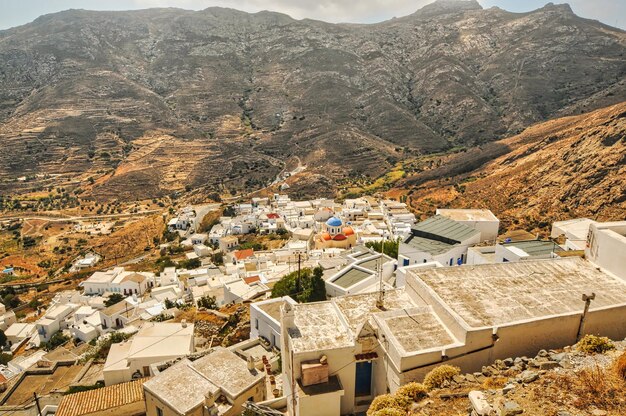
[233,249,254,261]
[243,276,260,284]
[267,213,280,219]
[56,378,147,416]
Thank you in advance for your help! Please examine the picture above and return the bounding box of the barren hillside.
[405,101,626,230]
[0,0,624,199]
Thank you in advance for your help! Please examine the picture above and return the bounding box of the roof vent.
[181,319,187,328]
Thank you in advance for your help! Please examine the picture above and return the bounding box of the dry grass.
[615,352,626,381]
[482,376,508,390]
[555,363,626,412]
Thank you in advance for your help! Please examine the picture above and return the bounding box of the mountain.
[403,101,626,229]
[0,1,624,199]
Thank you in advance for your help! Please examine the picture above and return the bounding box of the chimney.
[247,355,255,372]
[281,301,295,329]
[181,319,187,328]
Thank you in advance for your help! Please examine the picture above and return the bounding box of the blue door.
[355,361,372,396]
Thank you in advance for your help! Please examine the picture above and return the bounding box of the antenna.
[376,240,385,310]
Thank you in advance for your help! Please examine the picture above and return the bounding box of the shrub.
[577,335,615,354]
[370,409,406,416]
[423,365,460,389]
[366,394,410,416]
[616,352,626,380]
[43,332,70,351]
[395,382,428,402]
[104,293,125,307]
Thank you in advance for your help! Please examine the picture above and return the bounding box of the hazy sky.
[0,0,624,30]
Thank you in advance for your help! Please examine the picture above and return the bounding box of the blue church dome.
[326,216,343,227]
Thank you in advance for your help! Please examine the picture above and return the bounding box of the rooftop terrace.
[408,258,626,328]
[288,302,353,353]
[378,308,457,353]
[333,290,415,336]
[436,209,499,222]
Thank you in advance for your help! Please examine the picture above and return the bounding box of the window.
[156,406,163,416]
[255,319,259,330]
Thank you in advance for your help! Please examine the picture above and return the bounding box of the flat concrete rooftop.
[408,258,626,328]
[289,302,353,353]
[333,290,415,336]
[257,299,284,322]
[437,209,498,222]
[379,308,456,353]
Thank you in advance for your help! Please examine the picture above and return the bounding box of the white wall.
[586,223,626,281]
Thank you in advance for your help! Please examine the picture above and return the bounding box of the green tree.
[365,239,400,259]
[223,206,236,217]
[180,257,201,270]
[43,332,70,351]
[271,267,326,303]
[197,295,218,310]
[104,293,125,307]
[0,353,12,365]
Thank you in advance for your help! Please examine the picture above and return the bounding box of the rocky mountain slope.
[0,0,624,199]
[404,101,626,229]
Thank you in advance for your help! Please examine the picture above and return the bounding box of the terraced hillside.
[0,0,624,198]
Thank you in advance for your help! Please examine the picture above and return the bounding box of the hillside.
[403,101,626,231]
[0,1,624,199]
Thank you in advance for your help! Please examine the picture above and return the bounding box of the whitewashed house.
[250,296,297,348]
[399,215,481,267]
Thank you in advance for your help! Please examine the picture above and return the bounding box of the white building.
[189,233,208,245]
[281,257,626,416]
[103,322,194,386]
[143,347,266,416]
[35,303,79,342]
[209,224,227,245]
[5,323,36,347]
[398,215,481,267]
[586,220,626,281]
[436,209,500,243]
[250,296,297,348]
[324,250,396,298]
[80,268,153,296]
[551,218,597,251]
[71,252,101,272]
[0,302,16,331]
[494,240,562,263]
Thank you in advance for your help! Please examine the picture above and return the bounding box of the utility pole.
[33,392,42,416]
[576,292,595,342]
[295,253,301,295]
[376,240,385,310]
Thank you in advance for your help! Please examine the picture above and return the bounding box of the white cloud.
[129,0,434,22]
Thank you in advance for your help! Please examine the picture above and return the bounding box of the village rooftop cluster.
[0,193,624,416]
